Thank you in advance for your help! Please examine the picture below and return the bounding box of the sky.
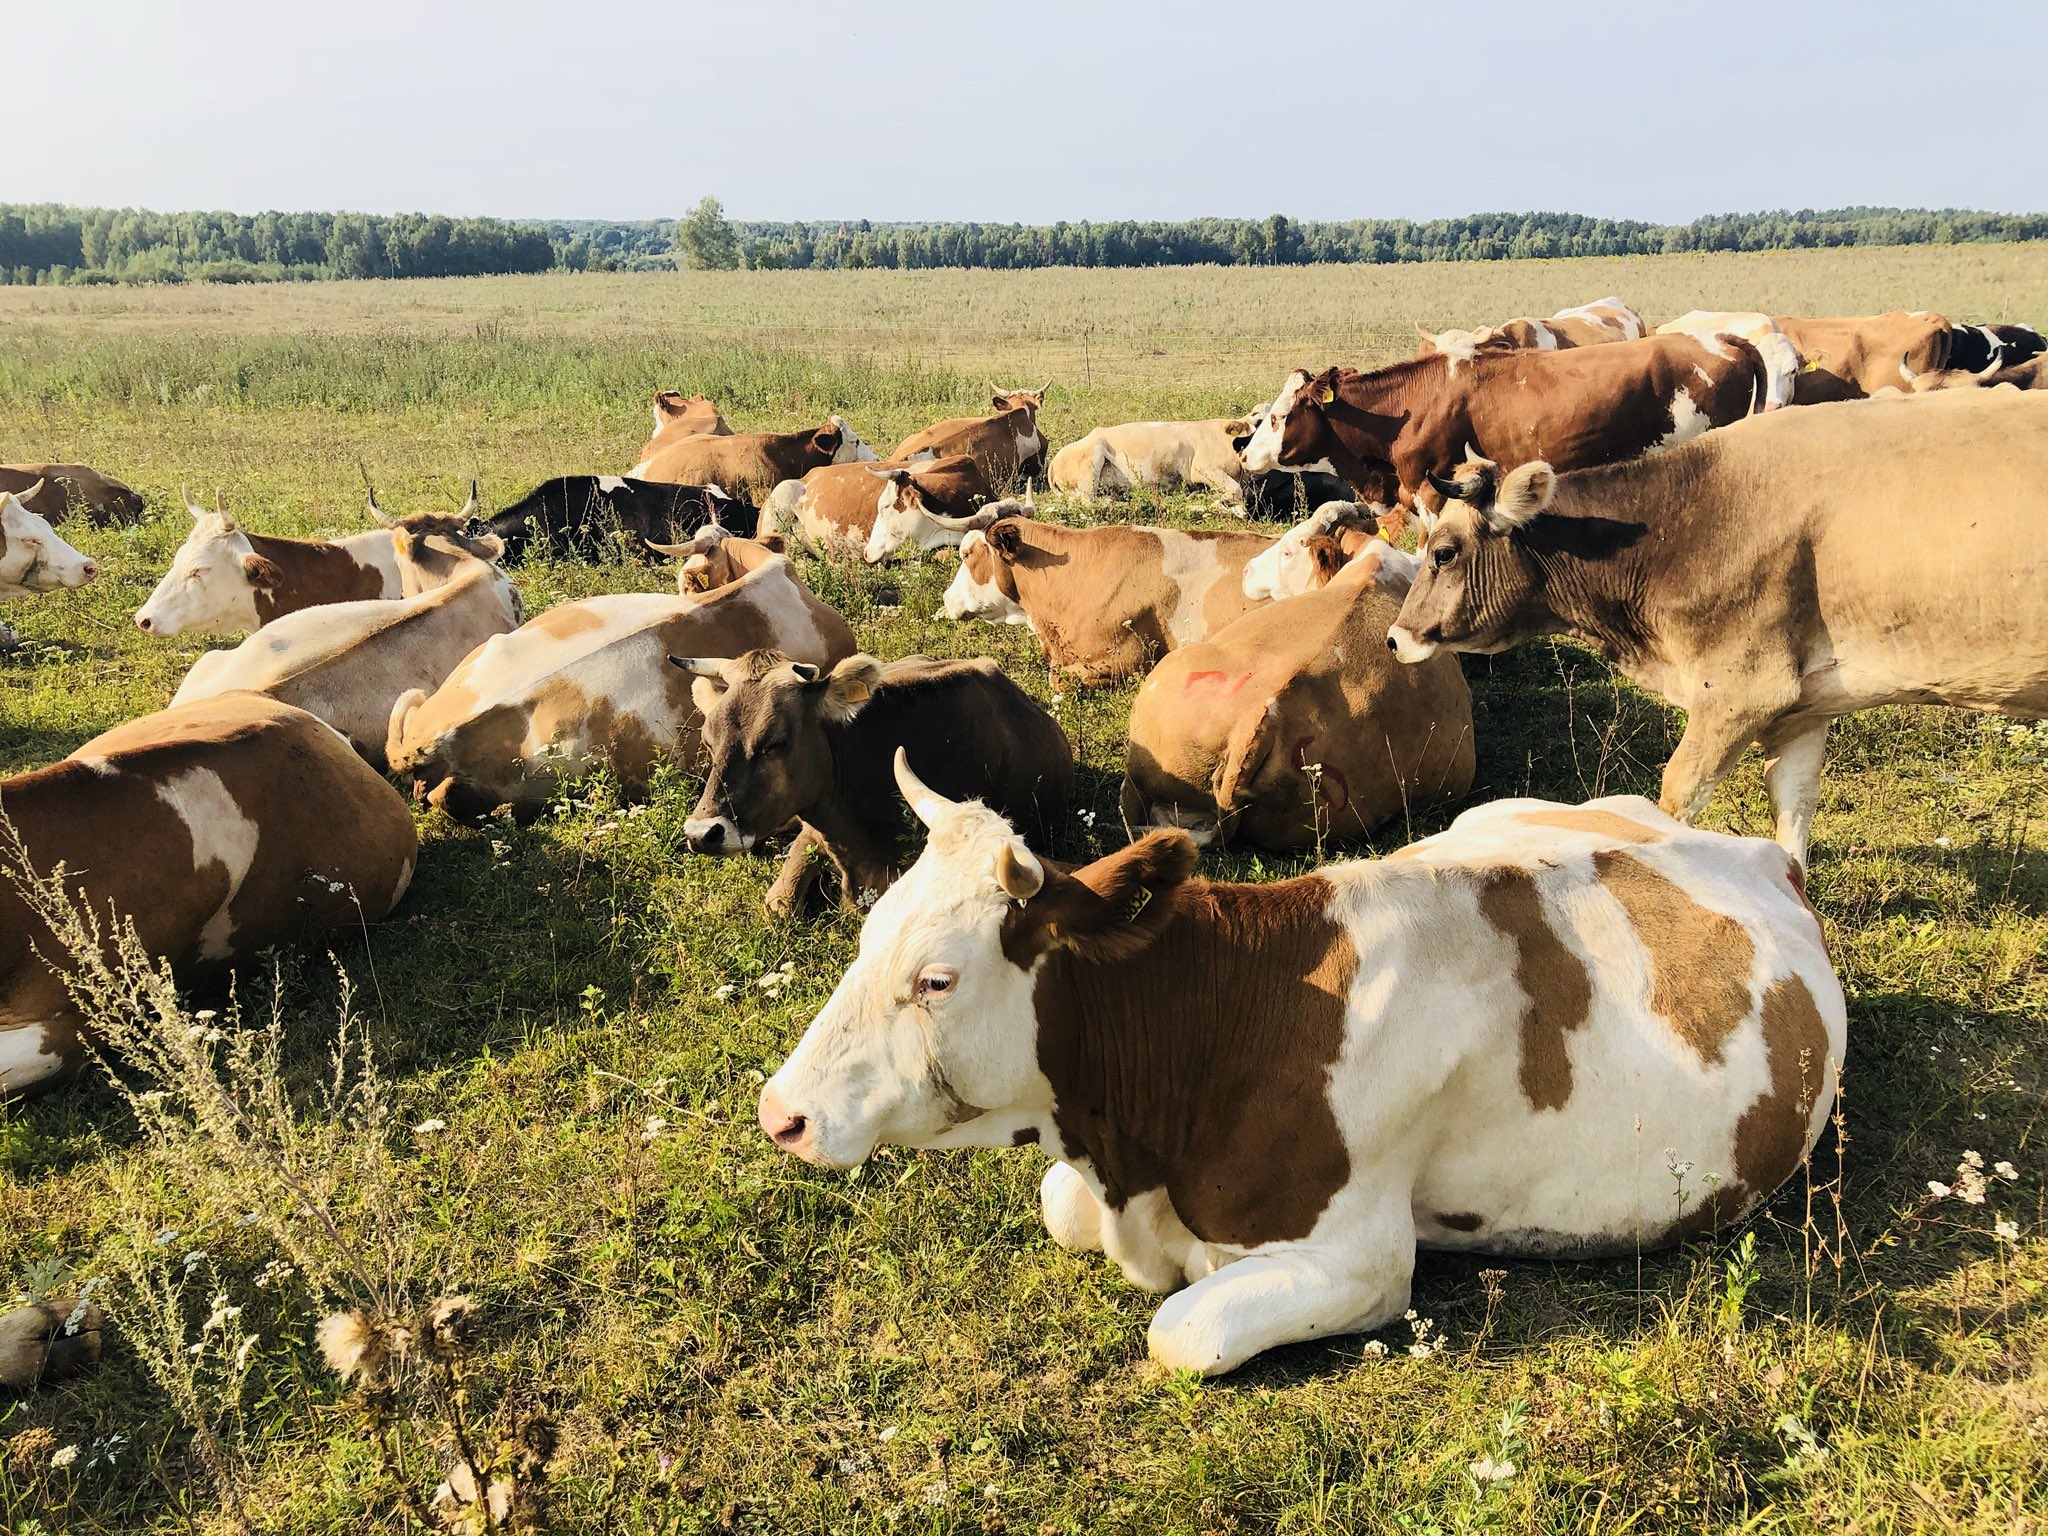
[13,0,2047,224]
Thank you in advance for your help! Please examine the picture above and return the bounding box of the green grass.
[3,257,2046,1534]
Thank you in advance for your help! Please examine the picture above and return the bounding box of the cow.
[641,390,732,449]
[1770,310,1951,402]
[0,693,418,1097]
[891,387,1049,489]
[942,518,1276,686]
[757,455,994,559]
[1123,545,1473,851]
[1654,312,1801,411]
[387,537,855,823]
[1049,418,1257,506]
[753,753,1845,1376]
[630,417,880,498]
[1241,502,1415,602]
[863,473,1010,565]
[1241,331,1767,524]
[1414,295,1647,360]
[135,495,406,636]
[478,475,758,564]
[0,487,99,649]
[1385,389,2048,865]
[677,650,1074,915]
[1898,327,2048,392]
[0,463,146,527]
[171,516,521,769]
[1937,322,2045,375]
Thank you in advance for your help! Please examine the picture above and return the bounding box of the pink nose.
[79,561,99,580]
[757,1084,808,1150]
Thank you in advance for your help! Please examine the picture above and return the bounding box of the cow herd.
[2,293,2044,1376]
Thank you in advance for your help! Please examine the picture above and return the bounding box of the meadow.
[1,247,2045,1534]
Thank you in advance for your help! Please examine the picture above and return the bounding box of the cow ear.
[815,423,845,452]
[240,553,284,590]
[819,654,882,721]
[1487,463,1556,531]
[756,532,787,554]
[1003,830,1197,965]
[1304,535,1349,586]
[1222,418,1252,439]
[986,520,1023,558]
[990,392,1008,410]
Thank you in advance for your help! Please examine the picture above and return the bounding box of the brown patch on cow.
[245,532,391,624]
[1515,808,1659,844]
[1593,851,1756,1065]
[532,603,609,640]
[1434,1211,1484,1232]
[1022,862,1355,1247]
[1476,869,1593,1112]
[1735,973,1833,1197]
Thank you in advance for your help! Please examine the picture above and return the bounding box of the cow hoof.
[1040,1163,1104,1252]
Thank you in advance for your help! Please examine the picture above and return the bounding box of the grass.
[2,253,2046,1534]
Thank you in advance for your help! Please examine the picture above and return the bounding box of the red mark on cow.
[1291,737,1350,812]
[1184,669,1254,696]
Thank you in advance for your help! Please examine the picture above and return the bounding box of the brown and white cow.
[1387,389,2048,864]
[0,464,146,527]
[1770,310,1952,402]
[135,495,408,636]
[387,537,855,823]
[891,387,1049,489]
[759,455,995,560]
[755,757,1845,1374]
[1124,547,1473,851]
[629,417,880,497]
[1654,312,1801,411]
[1240,501,1413,603]
[1048,417,1257,506]
[635,391,733,461]
[0,693,418,1096]
[171,516,521,768]
[678,651,1073,914]
[1414,295,1647,360]
[0,487,100,648]
[1242,332,1766,520]
[942,518,1275,685]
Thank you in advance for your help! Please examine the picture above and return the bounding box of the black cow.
[1990,323,2047,370]
[672,650,1074,916]
[479,476,760,565]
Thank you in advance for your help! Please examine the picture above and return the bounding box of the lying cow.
[755,755,1845,1375]
[678,650,1074,914]
[1386,389,2048,864]
[1,487,100,648]
[1415,295,1646,359]
[1049,418,1256,506]
[1241,502,1415,602]
[1655,312,1802,411]
[1124,543,1473,851]
[639,391,732,453]
[479,476,758,564]
[1939,323,2044,376]
[892,386,1048,489]
[0,693,418,1097]
[0,463,146,527]
[172,515,521,768]
[1242,331,1766,518]
[942,517,1275,685]
[629,417,880,498]
[136,495,405,636]
[388,536,854,822]
[759,455,994,559]
[1898,326,2048,392]
[1771,310,1951,402]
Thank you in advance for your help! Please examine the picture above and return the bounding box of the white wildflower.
[1361,1339,1388,1358]
[1994,1218,2020,1242]
[50,1444,79,1469]
[1468,1455,1516,1484]
[878,1425,899,1442]
[1995,1161,2018,1181]
[192,1010,218,1023]
[413,1118,447,1135]
[234,1335,260,1371]
[642,1116,669,1141]
[713,983,737,1001]
[1928,1181,1952,1198]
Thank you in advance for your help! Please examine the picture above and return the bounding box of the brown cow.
[0,693,418,1097]
[629,391,732,468]
[1772,310,1951,402]
[760,454,994,558]
[0,464,146,527]
[1242,332,1766,519]
[942,517,1275,685]
[628,417,880,499]
[1414,295,1646,360]
[1123,545,1473,851]
[892,386,1049,489]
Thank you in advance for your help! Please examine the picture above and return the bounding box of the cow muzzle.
[757,1082,814,1157]
[683,815,753,854]
[1386,624,1438,663]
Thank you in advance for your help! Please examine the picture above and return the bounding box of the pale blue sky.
[14,0,2045,222]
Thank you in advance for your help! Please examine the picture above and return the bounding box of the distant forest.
[3,202,2044,285]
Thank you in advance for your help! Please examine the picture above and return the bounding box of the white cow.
[1,486,99,646]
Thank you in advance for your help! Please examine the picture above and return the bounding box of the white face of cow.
[1241,501,1358,602]
[940,531,1028,624]
[0,491,99,597]
[136,507,264,635]
[757,761,1051,1167]
[1239,370,1308,473]
[829,417,881,463]
[863,477,925,564]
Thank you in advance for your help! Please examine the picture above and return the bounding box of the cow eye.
[914,965,958,1001]
[1431,544,1456,569]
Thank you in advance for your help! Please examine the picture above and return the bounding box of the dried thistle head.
[7,1426,57,1484]
[316,1310,410,1387]
[422,1295,480,1361]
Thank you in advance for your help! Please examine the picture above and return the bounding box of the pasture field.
[1,250,2046,1534]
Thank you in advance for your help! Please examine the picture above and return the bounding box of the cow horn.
[183,486,206,521]
[894,746,955,829]
[1022,484,1036,512]
[646,540,690,559]
[1426,469,1466,501]
[1976,348,2005,378]
[997,842,1045,901]
[1898,353,1920,384]
[462,479,480,518]
[928,506,998,532]
[667,656,725,678]
[1463,442,1485,463]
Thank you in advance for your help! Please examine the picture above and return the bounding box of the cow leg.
[1145,1206,1417,1376]
[1761,715,1830,867]
[1658,706,1772,826]
[1039,1162,1105,1253]
[764,827,833,918]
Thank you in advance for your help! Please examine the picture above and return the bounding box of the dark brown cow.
[1771,311,1952,402]
[0,464,146,527]
[1241,332,1766,517]
[628,418,880,499]
[892,387,1049,488]
[677,650,1073,915]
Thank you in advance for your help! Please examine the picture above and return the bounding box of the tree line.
[4,199,2044,285]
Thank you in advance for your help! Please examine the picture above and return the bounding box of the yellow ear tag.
[1318,386,1335,405]
[841,681,871,704]
[1122,886,1153,922]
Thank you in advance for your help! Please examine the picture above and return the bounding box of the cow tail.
[385,688,430,775]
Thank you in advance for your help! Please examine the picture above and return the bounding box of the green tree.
[675,196,740,270]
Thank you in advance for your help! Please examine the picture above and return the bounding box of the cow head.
[826,416,881,463]
[654,529,788,593]
[990,384,1050,420]
[1240,368,1345,474]
[134,494,271,635]
[941,523,1031,625]
[1387,458,1558,662]
[651,391,726,439]
[0,486,98,600]
[675,650,885,855]
[756,749,1197,1166]
[863,469,1002,564]
[1241,501,1366,601]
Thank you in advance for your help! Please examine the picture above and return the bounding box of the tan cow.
[0,693,418,1097]
[0,463,146,526]
[891,387,1048,489]
[387,537,855,823]
[171,516,521,768]
[1049,417,1257,506]
[1415,295,1647,360]
[942,518,1275,685]
[636,391,732,456]
[629,417,880,498]
[760,455,994,559]
[1771,310,1951,402]
[136,495,407,636]
[1388,389,2048,864]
